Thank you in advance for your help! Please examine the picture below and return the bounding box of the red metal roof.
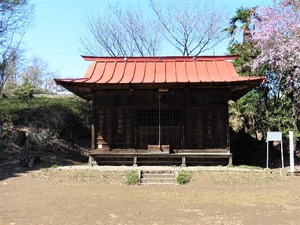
[57,56,263,85]
[54,56,264,100]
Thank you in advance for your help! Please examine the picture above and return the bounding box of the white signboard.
[267,132,282,141]
[266,131,284,169]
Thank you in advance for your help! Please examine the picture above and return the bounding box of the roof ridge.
[81,55,239,62]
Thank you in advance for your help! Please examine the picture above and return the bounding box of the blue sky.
[22,0,272,79]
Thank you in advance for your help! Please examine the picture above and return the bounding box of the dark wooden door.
[184,108,227,149]
[204,108,227,148]
[137,108,181,150]
[185,109,204,149]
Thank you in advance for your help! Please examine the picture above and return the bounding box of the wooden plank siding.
[91,89,229,153]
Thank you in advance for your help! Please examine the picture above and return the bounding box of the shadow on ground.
[231,130,300,168]
[0,134,89,180]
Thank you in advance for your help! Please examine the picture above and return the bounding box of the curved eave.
[55,78,264,101]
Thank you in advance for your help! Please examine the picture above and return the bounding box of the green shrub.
[0,96,91,140]
[14,84,34,101]
[126,171,140,185]
[176,171,192,184]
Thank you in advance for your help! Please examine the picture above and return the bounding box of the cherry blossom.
[252,0,300,131]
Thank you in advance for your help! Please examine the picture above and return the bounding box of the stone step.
[142,170,176,175]
[141,178,176,184]
[142,174,175,179]
[140,170,177,184]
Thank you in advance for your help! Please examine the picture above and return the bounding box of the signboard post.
[266,132,284,169]
[289,131,295,174]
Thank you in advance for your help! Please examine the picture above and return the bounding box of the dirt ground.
[1,166,300,225]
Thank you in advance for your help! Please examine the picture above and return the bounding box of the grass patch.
[192,171,284,185]
[50,164,59,169]
[235,165,263,170]
[126,171,140,185]
[176,171,192,184]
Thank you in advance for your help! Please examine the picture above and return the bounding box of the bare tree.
[0,0,33,93]
[21,56,58,94]
[81,0,227,57]
[0,49,19,92]
[149,0,227,56]
[81,4,161,56]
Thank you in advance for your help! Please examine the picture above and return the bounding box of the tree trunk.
[290,83,298,151]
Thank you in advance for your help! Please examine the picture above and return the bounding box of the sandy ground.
[1,166,300,225]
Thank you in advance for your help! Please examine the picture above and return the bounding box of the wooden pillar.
[91,94,96,151]
[91,123,95,150]
[226,98,231,153]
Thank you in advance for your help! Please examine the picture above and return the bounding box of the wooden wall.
[92,89,229,151]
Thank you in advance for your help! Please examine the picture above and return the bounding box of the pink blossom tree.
[252,0,300,133]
